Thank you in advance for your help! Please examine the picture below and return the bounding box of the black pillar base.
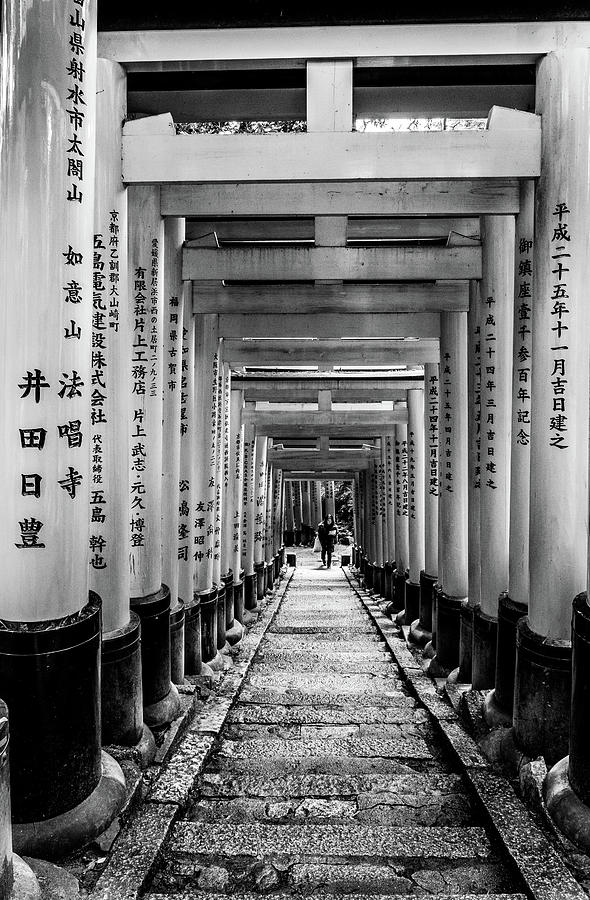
[101,613,144,747]
[233,578,245,626]
[382,562,392,603]
[570,592,590,804]
[405,580,421,625]
[131,584,180,728]
[199,587,219,666]
[365,561,374,591]
[360,554,366,577]
[545,755,590,853]
[184,595,202,675]
[280,547,286,568]
[471,604,498,692]
[294,529,302,546]
[170,600,185,685]
[266,560,274,591]
[244,573,258,611]
[0,595,127,859]
[215,583,230,654]
[488,592,528,722]
[373,565,384,597]
[0,595,103,825]
[514,616,571,767]
[434,590,463,673]
[458,599,474,683]
[418,570,436,637]
[13,750,126,861]
[223,571,243,646]
[423,584,440,659]
[393,569,407,612]
[255,561,266,603]
[284,530,294,547]
[274,553,280,581]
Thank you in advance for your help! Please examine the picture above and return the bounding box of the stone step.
[271,626,377,635]
[262,634,386,649]
[238,686,409,708]
[169,821,492,861]
[223,722,426,742]
[227,702,421,726]
[149,892,526,900]
[244,673,399,693]
[217,734,433,765]
[252,658,395,674]
[258,647,389,661]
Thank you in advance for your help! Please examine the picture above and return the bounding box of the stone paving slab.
[227,701,419,725]
[170,821,492,859]
[252,657,395,674]
[218,734,433,761]
[244,672,400,693]
[224,722,426,741]
[262,634,386,649]
[238,686,409,707]
[258,647,388,661]
[148,892,526,900]
[270,625,377,635]
[199,770,466,799]
[150,734,215,806]
[91,802,178,900]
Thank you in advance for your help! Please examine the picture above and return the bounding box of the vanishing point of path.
[148,549,527,900]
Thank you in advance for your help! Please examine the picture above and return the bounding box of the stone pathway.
[147,550,529,899]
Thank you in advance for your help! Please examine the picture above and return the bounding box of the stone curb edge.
[343,567,587,900]
[89,567,295,900]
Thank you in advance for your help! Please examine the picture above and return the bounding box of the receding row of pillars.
[284,479,336,547]
[351,44,590,853]
[0,8,288,870]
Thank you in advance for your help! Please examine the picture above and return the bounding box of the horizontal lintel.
[163,179,520,217]
[124,130,540,184]
[184,246,481,281]
[218,312,439,340]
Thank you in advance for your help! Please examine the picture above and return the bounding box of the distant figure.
[317,514,338,568]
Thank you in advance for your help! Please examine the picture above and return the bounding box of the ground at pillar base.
[105,723,156,769]
[544,756,590,854]
[409,617,432,647]
[144,683,181,730]
[80,549,589,900]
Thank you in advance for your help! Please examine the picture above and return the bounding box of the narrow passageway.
[149,549,525,899]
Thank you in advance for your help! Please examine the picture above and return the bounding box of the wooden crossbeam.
[245,409,407,437]
[192,283,468,314]
[224,339,438,366]
[124,130,540,184]
[99,23,590,67]
[184,246,480,281]
[163,180,520,217]
[218,313,440,339]
[284,471,358,479]
[185,217,480,243]
[237,377,420,402]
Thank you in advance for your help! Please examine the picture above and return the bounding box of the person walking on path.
[317,514,338,568]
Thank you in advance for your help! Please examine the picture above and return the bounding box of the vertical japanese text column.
[325,481,336,518]
[193,315,223,669]
[412,366,438,646]
[242,404,258,619]
[0,0,126,853]
[254,435,269,601]
[514,50,590,765]
[406,390,425,628]
[487,184,534,723]
[94,59,148,751]
[265,456,275,589]
[213,358,230,655]
[474,216,514,691]
[393,419,410,611]
[384,433,397,604]
[179,292,201,673]
[230,389,245,625]
[462,281,482,681]
[430,312,468,676]
[223,384,243,645]
[162,217,185,685]
[128,186,180,727]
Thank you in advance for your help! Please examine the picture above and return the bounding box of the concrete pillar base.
[234,578,245,625]
[364,561,374,591]
[242,608,259,627]
[513,616,571,767]
[216,584,227,653]
[545,756,590,853]
[184,596,202,676]
[283,530,295,547]
[373,565,384,597]
[394,609,405,627]
[170,600,185,686]
[144,682,180,730]
[483,688,513,729]
[424,654,451,678]
[244,573,258,611]
[226,620,244,646]
[471,605,498,692]
[409,618,431,647]
[436,590,464,673]
[458,600,474,684]
[101,614,144,748]
[423,640,436,660]
[200,587,218,668]
[266,561,275,591]
[255,562,266,602]
[405,580,421,625]
[12,856,41,900]
[570,592,590,805]
[12,751,126,861]
[205,649,226,672]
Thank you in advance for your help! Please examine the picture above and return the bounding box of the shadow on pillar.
[384,562,394,603]
[545,592,590,851]
[131,585,180,729]
[223,571,243,646]
[483,593,527,727]
[0,595,126,859]
[471,604,498,691]
[170,600,186,685]
[101,612,155,765]
[184,595,202,675]
[513,616,571,767]
[410,570,435,646]
[200,587,224,671]
[426,589,463,676]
